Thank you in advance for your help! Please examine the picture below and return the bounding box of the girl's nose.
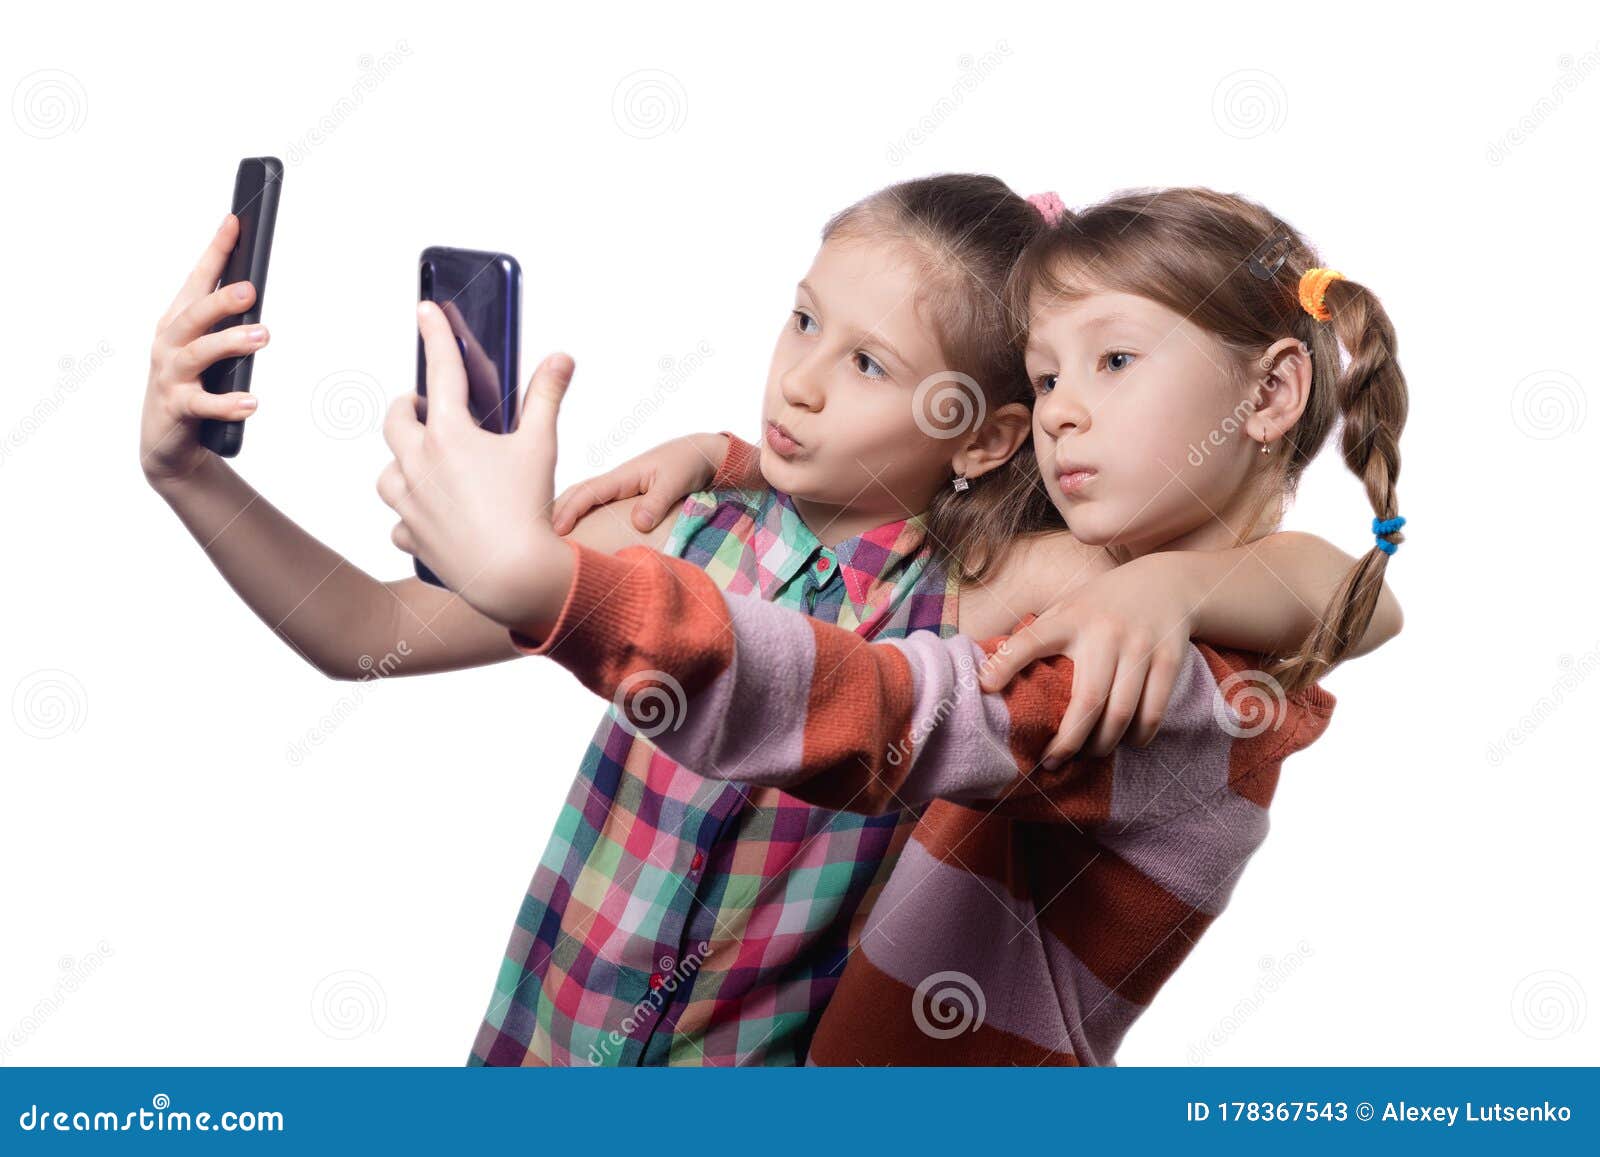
[779,355,827,412]
[1036,383,1089,436]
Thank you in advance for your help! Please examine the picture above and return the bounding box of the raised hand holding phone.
[378,300,575,635]
[413,246,521,586]
[141,214,271,488]
[199,156,282,457]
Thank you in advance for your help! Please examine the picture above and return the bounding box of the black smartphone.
[200,157,283,457]
[414,246,522,588]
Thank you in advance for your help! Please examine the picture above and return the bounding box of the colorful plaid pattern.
[468,485,961,1066]
[524,541,1339,1066]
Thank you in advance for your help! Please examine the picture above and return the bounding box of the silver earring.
[952,474,970,492]
[1260,440,1272,456]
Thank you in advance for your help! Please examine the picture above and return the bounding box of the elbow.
[1352,584,1403,658]
[317,656,374,682]
[1374,583,1404,647]
[1376,592,1401,646]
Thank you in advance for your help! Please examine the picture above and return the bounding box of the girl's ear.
[954,401,1032,481]
[1250,337,1314,444]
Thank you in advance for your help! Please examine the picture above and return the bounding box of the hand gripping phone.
[414,246,522,588]
[200,156,283,457]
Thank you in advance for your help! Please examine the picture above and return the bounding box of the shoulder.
[1191,644,1338,786]
[660,485,779,556]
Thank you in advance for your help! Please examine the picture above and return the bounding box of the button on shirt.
[468,485,961,1067]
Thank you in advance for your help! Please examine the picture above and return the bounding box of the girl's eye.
[1033,372,1057,395]
[1102,350,1135,372]
[791,309,818,335]
[853,351,887,380]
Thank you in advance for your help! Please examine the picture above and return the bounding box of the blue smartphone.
[414,246,522,588]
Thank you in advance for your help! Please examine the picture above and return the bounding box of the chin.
[1060,505,1120,547]
[757,444,802,490]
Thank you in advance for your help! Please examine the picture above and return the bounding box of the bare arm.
[150,456,672,681]
[976,529,1403,762]
[1175,531,1402,659]
[144,218,672,681]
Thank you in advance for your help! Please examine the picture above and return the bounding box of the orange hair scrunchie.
[1298,267,1344,321]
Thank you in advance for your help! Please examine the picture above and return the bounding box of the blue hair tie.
[1372,515,1406,555]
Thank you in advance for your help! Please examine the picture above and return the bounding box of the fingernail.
[1042,756,1060,771]
[233,284,250,301]
[417,300,432,319]
[220,214,233,231]
[238,395,257,409]
[246,326,267,343]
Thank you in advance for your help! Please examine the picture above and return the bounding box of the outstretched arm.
[509,544,1330,827]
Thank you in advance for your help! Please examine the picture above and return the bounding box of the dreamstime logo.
[911,970,986,1039]
[0,941,114,1064]
[612,70,687,139]
[1186,394,1259,467]
[888,651,977,766]
[1510,970,1587,1041]
[284,42,413,166]
[1,339,113,468]
[1212,670,1287,739]
[1486,644,1600,766]
[912,371,986,440]
[885,42,1012,166]
[1487,43,1600,166]
[310,369,386,440]
[12,69,87,139]
[310,970,387,1040]
[586,340,714,467]
[12,668,88,740]
[611,670,687,739]
[1211,70,1287,140]
[1510,369,1586,440]
[1187,940,1314,1063]
[584,941,710,1065]
[286,641,411,766]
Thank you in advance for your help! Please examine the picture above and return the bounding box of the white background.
[3,0,1596,1066]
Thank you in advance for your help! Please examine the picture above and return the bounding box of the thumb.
[978,613,1044,692]
[518,352,574,444]
[631,488,677,532]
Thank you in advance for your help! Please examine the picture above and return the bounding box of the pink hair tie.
[1027,191,1066,226]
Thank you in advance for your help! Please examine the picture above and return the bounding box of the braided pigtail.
[1270,274,1409,692]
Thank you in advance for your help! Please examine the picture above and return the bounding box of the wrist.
[496,531,577,641]
[145,452,223,503]
[1136,550,1205,638]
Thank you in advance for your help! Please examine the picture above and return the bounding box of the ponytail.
[1269,277,1409,692]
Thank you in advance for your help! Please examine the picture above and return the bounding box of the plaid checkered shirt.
[468,483,961,1066]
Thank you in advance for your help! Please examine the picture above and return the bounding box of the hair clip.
[1248,229,1294,281]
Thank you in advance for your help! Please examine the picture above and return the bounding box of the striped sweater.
[518,542,1337,1065]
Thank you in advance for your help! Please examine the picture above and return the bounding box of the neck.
[1110,488,1284,564]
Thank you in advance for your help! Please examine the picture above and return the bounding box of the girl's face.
[758,235,976,532]
[1025,288,1265,559]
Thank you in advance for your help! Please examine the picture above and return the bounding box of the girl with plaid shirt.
[145,177,1398,1066]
